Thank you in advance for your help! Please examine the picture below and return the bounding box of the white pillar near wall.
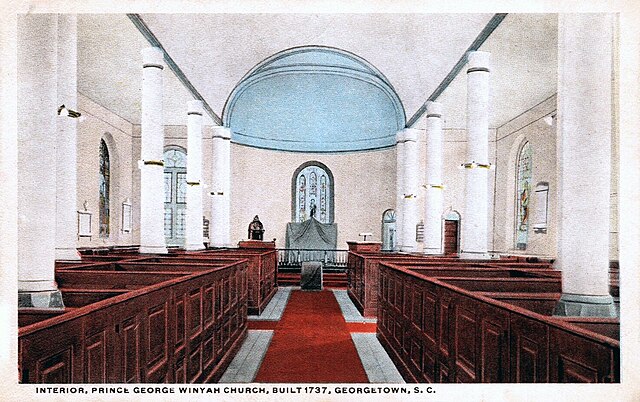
[423,101,444,255]
[401,128,421,252]
[554,13,616,317]
[17,14,64,308]
[185,100,205,250]
[210,126,231,247]
[395,130,405,251]
[55,14,80,261]
[460,51,492,260]
[139,47,168,254]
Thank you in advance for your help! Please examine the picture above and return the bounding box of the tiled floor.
[220,286,403,383]
[248,286,294,321]
[351,333,405,383]
[219,330,274,383]
[332,289,377,323]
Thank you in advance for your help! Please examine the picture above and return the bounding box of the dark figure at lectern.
[248,215,265,240]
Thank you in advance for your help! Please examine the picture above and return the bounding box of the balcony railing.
[277,248,349,270]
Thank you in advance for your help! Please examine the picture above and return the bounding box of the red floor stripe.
[254,290,369,383]
[345,322,377,333]
[248,321,279,330]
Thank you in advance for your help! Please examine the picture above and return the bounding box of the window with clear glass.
[164,148,187,245]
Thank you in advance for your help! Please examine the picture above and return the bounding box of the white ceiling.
[437,13,558,129]
[77,13,558,129]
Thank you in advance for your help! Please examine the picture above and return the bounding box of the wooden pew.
[376,262,619,384]
[347,251,554,318]
[183,249,278,315]
[19,260,248,384]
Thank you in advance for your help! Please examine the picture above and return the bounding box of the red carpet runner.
[254,290,369,383]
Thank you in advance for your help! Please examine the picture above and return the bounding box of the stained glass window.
[294,164,332,224]
[99,139,110,237]
[515,142,532,250]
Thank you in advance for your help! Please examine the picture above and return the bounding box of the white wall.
[230,144,396,248]
[76,93,134,247]
[492,95,557,257]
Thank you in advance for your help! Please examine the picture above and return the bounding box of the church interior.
[3,10,640,393]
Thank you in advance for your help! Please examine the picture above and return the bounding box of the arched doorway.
[163,147,187,246]
[443,210,461,255]
[381,209,396,251]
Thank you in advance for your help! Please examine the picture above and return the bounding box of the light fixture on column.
[459,161,493,170]
[543,114,556,126]
[57,104,82,119]
[422,184,445,190]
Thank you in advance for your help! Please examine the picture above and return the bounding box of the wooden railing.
[277,248,349,270]
[19,260,248,383]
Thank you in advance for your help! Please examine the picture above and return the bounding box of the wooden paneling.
[19,260,248,384]
[377,263,619,384]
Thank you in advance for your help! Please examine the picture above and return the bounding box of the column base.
[18,290,65,310]
[423,247,442,255]
[185,243,205,251]
[400,245,416,253]
[553,293,618,317]
[55,247,81,261]
[459,250,492,260]
[139,245,168,254]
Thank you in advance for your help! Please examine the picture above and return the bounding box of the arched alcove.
[223,46,406,152]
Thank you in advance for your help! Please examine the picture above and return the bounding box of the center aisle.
[254,290,369,383]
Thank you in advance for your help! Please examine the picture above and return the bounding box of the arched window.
[164,147,187,246]
[515,141,532,250]
[381,209,397,251]
[99,139,110,237]
[291,162,334,224]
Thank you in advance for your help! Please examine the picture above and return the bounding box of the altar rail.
[277,248,349,270]
[377,262,619,383]
[19,260,248,383]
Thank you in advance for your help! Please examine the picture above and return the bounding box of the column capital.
[426,101,443,118]
[467,51,491,73]
[142,47,165,69]
[395,129,406,143]
[187,100,204,116]
[212,126,231,140]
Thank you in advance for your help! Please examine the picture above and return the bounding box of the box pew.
[19,260,248,383]
[169,248,278,315]
[377,262,619,384]
[347,251,552,318]
[437,277,562,293]
[477,292,560,315]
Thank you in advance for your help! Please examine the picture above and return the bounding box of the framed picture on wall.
[122,200,132,233]
[77,210,92,239]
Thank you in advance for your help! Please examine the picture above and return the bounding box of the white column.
[554,14,616,317]
[55,14,80,261]
[424,101,444,255]
[139,47,168,254]
[395,130,405,251]
[17,14,64,308]
[401,128,421,252]
[210,126,231,247]
[460,51,491,260]
[185,101,205,250]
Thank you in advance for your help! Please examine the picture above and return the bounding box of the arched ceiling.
[77,13,558,141]
[223,46,405,152]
